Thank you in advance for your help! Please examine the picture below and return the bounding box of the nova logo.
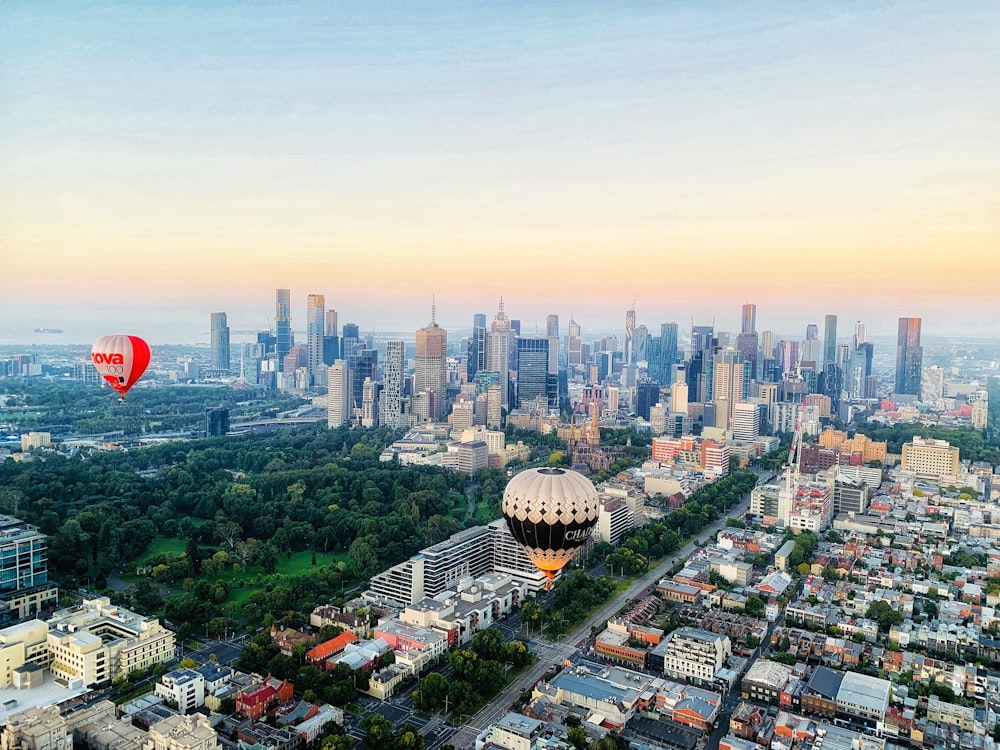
[564,528,593,542]
[92,352,125,365]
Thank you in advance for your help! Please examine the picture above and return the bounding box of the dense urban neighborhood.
[1,304,999,750]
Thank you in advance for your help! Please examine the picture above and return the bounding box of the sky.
[1,1,998,344]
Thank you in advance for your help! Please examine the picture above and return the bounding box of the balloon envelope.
[501,467,600,579]
[91,335,151,400]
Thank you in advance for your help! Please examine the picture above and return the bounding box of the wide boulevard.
[446,495,753,750]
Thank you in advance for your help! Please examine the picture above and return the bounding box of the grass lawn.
[136,537,188,566]
[344,703,366,717]
[472,499,495,524]
[172,549,350,613]
[139,537,353,621]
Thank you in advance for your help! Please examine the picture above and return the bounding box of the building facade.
[894,317,922,396]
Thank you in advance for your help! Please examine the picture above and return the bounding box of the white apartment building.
[366,526,494,606]
[656,627,731,686]
[326,360,350,428]
[595,496,633,546]
[731,401,760,443]
[155,668,206,714]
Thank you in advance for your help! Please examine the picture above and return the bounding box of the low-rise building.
[155,668,205,714]
[145,714,218,750]
[651,627,730,686]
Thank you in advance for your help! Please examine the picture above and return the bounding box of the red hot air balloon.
[90,335,151,402]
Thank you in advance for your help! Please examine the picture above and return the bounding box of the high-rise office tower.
[760,330,774,357]
[741,303,757,335]
[487,299,512,409]
[709,348,750,422]
[800,324,821,366]
[210,312,230,371]
[567,318,583,368]
[515,337,550,409]
[275,289,292,363]
[895,317,923,396]
[414,302,448,421]
[687,325,715,403]
[645,322,677,386]
[546,314,560,374]
[361,377,378,427]
[853,320,866,349]
[624,305,636,365]
[327,360,350,428]
[341,323,360,359]
[634,325,649,364]
[468,313,487,381]
[987,376,1000,439]
[325,310,338,337]
[736,331,759,381]
[778,340,799,376]
[306,294,325,387]
[486,383,503,429]
[844,348,867,400]
[635,379,660,421]
[349,348,377,417]
[732,401,761,442]
[380,340,405,429]
[670,366,689,415]
[823,315,838,368]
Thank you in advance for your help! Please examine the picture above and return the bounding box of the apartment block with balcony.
[650,627,731,686]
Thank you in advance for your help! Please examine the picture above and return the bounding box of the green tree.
[360,715,393,748]
[414,672,449,712]
[567,727,588,750]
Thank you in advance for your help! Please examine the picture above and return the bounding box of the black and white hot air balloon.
[501,467,600,580]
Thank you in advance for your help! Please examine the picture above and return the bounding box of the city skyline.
[2,2,998,343]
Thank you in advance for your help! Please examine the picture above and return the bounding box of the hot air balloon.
[90,335,150,402]
[501,467,600,580]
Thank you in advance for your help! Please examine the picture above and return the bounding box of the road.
[448,495,752,749]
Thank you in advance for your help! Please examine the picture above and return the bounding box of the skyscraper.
[306,294,325,387]
[380,340,405,428]
[741,303,757,335]
[801,324,821,366]
[341,323,359,359]
[414,302,448,421]
[987,376,1000,439]
[624,305,636,365]
[647,322,678,386]
[546,314,560,374]
[853,320,866,349]
[275,289,292,363]
[895,317,923,395]
[567,318,583,370]
[634,325,649,364]
[325,310,338,337]
[515,337,550,409]
[487,299,512,409]
[468,313,487,381]
[635,379,660,421]
[210,312,230,371]
[349,347,377,418]
[327,360,350,428]
[823,315,838,368]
